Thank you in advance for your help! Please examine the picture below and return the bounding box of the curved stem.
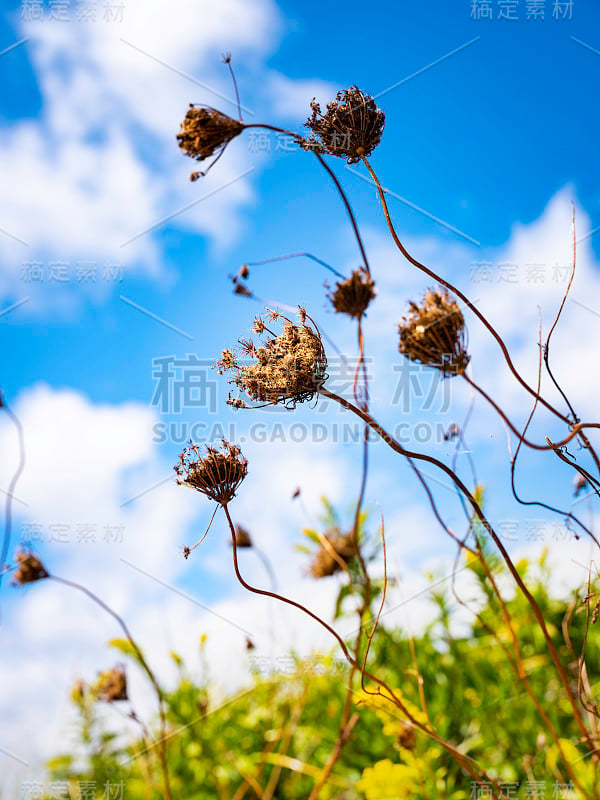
[509,333,599,546]
[360,155,575,425]
[0,397,26,597]
[462,373,600,455]
[50,575,172,800]
[223,503,509,798]
[542,204,600,474]
[243,124,371,277]
[317,385,595,754]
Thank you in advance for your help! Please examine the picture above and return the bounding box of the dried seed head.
[328,268,376,319]
[300,87,385,164]
[310,532,357,579]
[396,721,417,751]
[234,282,252,297]
[240,264,250,279]
[96,665,128,703]
[232,525,253,548]
[398,288,470,377]
[216,349,238,375]
[252,316,266,334]
[220,311,328,407]
[175,440,248,505]
[177,105,244,178]
[11,549,49,585]
[245,636,255,650]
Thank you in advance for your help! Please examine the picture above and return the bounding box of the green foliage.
[44,552,600,799]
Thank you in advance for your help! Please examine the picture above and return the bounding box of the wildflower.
[232,525,253,548]
[175,440,248,505]
[96,665,128,703]
[11,549,49,585]
[328,268,376,319]
[301,87,385,164]
[310,532,357,579]
[398,288,470,377]
[220,310,327,408]
[177,105,244,179]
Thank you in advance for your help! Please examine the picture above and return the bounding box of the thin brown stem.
[224,503,511,799]
[243,124,371,276]
[50,575,172,800]
[318,385,596,755]
[462,373,600,455]
[360,155,576,426]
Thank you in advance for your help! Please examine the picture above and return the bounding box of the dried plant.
[231,525,252,548]
[327,268,376,319]
[219,310,327,408]
[398,287,470,377]
[301,86,385,163]
[96,665,128,703]
[175,440,248,505]
[177,105,244,180]
[309,531,357,578]
[11,549,48,585]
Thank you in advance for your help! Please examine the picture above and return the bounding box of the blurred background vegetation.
[43,534,599,800]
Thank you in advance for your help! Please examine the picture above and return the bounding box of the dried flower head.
[396,721,417,751]
[96,665,128,703]
[11,549,49,585]
[175,440,248,505]
[232,525,253,548]
[221,310,328,408]
[328,268,376,319]
[177,105,244,179]
[301,87,385,164]
[398,288,470,377]
[574,474,587,497]
[310,532,357,579]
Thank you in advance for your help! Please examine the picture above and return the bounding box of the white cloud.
[0,0,282,305]
[265,73,338,120]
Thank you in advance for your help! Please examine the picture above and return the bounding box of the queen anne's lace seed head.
[300,87,385,164]
[398,288,470,377]
[96,666,128,703]
[310,532,357,579]
[221,310,328,408]
[175,440,248,505]
[328,268,376,319]
[177,105,244,180]
[11,549,49,585]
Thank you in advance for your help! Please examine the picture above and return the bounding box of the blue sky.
[1,0,599,788]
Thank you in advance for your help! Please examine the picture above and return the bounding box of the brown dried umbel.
[175,440,248,505]
[11,550,49,585]
[219,309,328,408]
[96,665,128,703]
[177,105,244,180]
[398,288,470,377]
[233,525,253,548]
[328,268,376,319]
[396,721,417,751]
[301,86,385,164]
[310,532,357,579]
